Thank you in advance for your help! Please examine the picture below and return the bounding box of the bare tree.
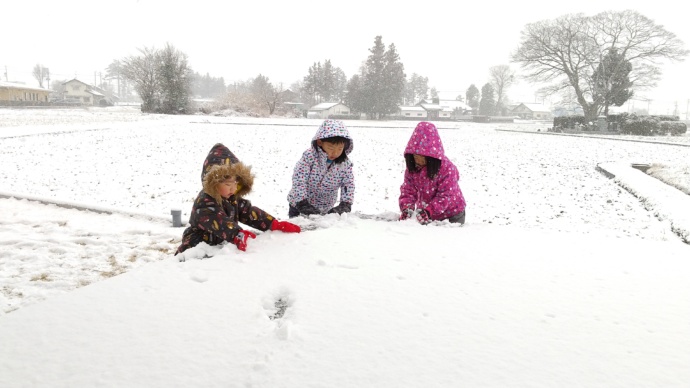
[121,44,192,113]
[252,74,283,115]
[489,65,515,115]
[32,64,48,88]
[512,10,688,121]
[122,47,160,112]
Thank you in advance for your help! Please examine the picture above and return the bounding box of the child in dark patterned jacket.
[287,119,355,217]
[399,121,467,225]
[175,143,300,255]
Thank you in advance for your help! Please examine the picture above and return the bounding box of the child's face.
[413,154,427,167]
[317,140,345,160]
[218,178,239,198]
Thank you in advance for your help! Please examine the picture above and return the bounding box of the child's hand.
[416,209,431,225]
[327,201,352,215]
[399,208,414,221]
[271,220,301,233]
[296,199,320,216]
[233,230,257,251]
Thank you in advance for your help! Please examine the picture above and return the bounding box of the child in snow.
[399,121,466,225]
[175,143,301,255]
[287,119,355,217]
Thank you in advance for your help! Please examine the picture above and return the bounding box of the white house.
[512,103,553,120]
[62,79,114,106]
[307,102,350,119]
[399,106,427,118]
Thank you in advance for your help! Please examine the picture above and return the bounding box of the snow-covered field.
[1,106,689,387]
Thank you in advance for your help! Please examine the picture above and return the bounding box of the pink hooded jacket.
[399,122,466,220]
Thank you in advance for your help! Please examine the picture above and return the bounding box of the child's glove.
[416,209,431,225]
[271,220,301,233]
[399,207,414,221]
[327,201,352,215]
[296,199,320,216]
[233,230,257,251]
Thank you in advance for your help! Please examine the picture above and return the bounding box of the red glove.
[271,220,301,233]
[416,209,431,225]
[233,230,257,251]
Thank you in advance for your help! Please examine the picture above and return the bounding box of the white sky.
[1,108,689,386]
[3,0,690,112]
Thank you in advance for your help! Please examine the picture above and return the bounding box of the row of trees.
[38,9,683,119]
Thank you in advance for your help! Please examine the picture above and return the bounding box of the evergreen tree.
[593,48,634,117]
[158,43,192,114]
[404,73,428,105]
[345,74,366,115]
[466,84,480,110]
[478,83,496,115]
[302,62,321,105]
[362,36,387,119]
[320,60,336,101]
[381,43,406,115]
[333,67,348,102]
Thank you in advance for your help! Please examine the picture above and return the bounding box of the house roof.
[399,106,426,111]
[515,103,551,112]
[438,99,470,110]
[86,89,105,97]
[0,81,51,92]
[62,78,91,87]
[419,103,443,111]
[309,102,342,110]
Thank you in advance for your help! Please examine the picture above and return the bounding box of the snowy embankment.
[598,162,690,243]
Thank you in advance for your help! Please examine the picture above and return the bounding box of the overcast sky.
[4,0,689,111]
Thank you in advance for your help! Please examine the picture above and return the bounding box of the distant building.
[399,105,428,119]
[62,79,116,106]
[511,103,553,120]
[307,102,350,119]
[0,81,51,104]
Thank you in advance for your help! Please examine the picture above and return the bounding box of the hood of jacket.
[201,143,253,203]
[201,143,240,182]
[311,119,353,155]
[404,121,445,160]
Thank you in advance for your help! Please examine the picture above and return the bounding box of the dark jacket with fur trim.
[176,143,275,254]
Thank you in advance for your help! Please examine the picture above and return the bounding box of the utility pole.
[3,65,7,81]
[45,68,50,90]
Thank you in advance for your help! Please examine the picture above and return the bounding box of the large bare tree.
[512,10,688,121]
[489,65,515,115]
[32,64,48,88]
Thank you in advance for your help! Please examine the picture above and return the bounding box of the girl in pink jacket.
[399,121,466,225]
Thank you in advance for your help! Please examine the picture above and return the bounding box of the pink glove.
[233,230,257,251]
[271,220,301,233]
[400,208,414,221]
[416,209,431,225]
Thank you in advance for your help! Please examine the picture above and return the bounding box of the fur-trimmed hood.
[201,143,254,203]
[201,143,240,182]
[203,163,254,204]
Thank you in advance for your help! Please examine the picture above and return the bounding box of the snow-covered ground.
[1,106,689,387]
